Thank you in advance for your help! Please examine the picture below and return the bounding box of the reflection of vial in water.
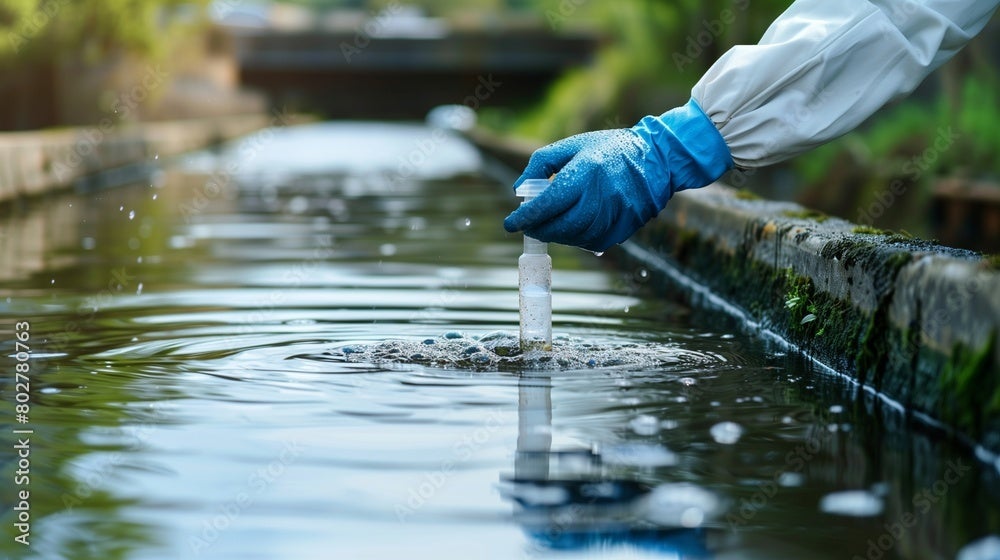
[516,180,552,351]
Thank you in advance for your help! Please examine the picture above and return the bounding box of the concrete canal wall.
[467,128,1000,458]
[0,114,273,203]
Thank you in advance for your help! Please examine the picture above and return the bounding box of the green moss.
[939,332,999,437]
[734,189,762,201]
[983,254,1000,270]
[852,225,892,235]
[782,209,829,223]
[629,213,1000,452]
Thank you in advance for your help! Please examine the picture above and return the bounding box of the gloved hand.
[503,98,733,252]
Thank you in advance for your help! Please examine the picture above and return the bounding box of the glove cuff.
[631,97,734,204]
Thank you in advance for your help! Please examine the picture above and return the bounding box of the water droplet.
[169,236,194,249]
[647,483,720,527]
[288,196,309,214]
[628,414,660,436]
[660,419,679,430]
[50,278,55,285]
[128,210,135,220]
[957,535,1000,560]
[379,243,397,256]
[592,251,604,257]
[39,387,60,394]
[153,154,159,160]
[710,421,744,444]
[81,237,96,250]
[136,282,143,295]
[601,443,677,467]
[819,490,884,517]
[119,205,124,211]
[778,472,805,487]
[152,193,158,200]
[829,404,844,414]
[638,268,648,278]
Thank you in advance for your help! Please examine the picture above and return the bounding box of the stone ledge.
[0,114,275,203]
[625,183,1000,455]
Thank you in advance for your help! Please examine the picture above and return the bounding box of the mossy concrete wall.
[626,184,1000,456]
[465,128,1000,457]
[0,114,272,203]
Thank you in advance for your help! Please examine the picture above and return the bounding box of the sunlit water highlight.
[0,122,998,560]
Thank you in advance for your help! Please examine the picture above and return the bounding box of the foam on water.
[328,330,722,371]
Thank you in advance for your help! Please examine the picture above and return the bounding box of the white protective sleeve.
[692,0,999,168]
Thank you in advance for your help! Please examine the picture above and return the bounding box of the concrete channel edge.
[0,114,275,203]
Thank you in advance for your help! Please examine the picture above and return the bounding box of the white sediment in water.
[331,331,727,371]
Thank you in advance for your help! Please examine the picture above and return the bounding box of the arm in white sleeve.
[692,0,1000,168]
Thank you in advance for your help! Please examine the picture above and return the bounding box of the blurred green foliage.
[798,75,1000,186]
[500,0,791,142]
[791,72,1000,234]
[0,0,208,62]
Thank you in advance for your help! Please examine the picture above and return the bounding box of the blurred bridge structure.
[231,27,599,120]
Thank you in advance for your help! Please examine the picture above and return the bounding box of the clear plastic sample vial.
[516,179,553,351]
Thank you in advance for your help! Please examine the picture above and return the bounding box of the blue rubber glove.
[503,98,733,252]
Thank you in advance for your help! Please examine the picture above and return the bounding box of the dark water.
[1,122,999,560]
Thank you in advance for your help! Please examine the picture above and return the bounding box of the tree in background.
[0,0,205,61]
[0,0,211,129]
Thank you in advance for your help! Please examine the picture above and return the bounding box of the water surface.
[1,122,999,560]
